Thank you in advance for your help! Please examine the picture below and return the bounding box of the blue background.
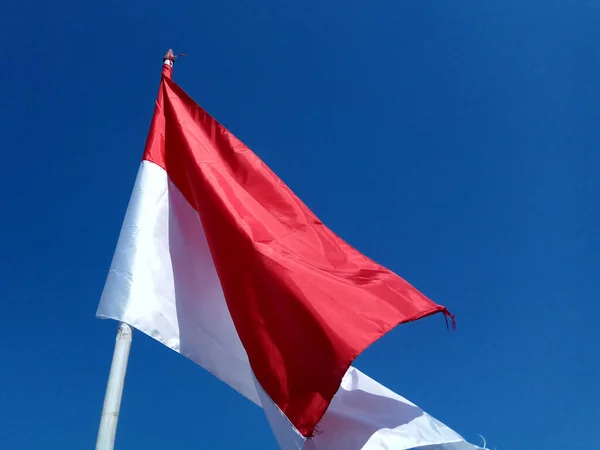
[1,1,599,449]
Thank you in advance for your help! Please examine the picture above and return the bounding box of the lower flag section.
[263,367,484,450]
[97,159,482,449]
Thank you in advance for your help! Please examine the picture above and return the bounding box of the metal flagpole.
[96,50,181,450]
[96,322,133,450]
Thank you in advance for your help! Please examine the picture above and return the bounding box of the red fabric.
[143,70,451,437]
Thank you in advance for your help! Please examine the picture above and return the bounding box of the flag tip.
[443,309,457,331]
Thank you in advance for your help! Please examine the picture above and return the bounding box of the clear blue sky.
[1,1,599,449]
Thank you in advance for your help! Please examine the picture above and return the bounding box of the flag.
[97,61,480,449]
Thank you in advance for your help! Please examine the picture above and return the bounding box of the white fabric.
[97,161,260,405]
[306,367,482,450]
[97,161,482,450]
[258,368,483,450]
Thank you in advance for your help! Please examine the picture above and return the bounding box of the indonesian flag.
[97,60,482,450]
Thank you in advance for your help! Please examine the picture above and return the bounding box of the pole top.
[163,49,175,67]
[162,49,186,79]
[163,49,187,66]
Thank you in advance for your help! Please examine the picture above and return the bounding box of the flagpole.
[96,322,133,450]
[95,50,178,450]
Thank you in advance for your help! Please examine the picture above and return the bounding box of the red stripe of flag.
[143,65,452,438]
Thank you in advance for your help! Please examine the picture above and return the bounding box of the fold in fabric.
[261,367,484,450]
